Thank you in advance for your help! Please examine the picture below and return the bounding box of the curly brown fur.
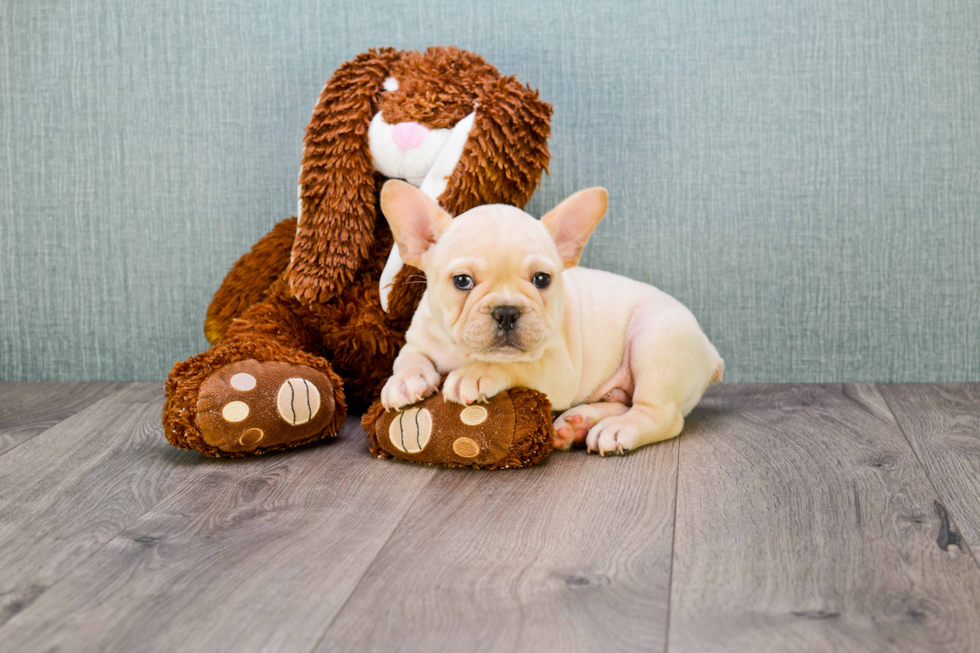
[164,288,347,458]
[287,46,551,306]
[361,400,388,456]
[205,217,297,345]
[441,76,551,213]
[288,50,401,305]
[494,387,555,469]
[164,47,552,458]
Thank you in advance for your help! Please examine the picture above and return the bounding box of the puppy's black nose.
[492,305,521,331]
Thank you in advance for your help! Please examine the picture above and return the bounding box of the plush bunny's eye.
[382,77,399,92]
[453,275,474,290]
[532,272,551,289]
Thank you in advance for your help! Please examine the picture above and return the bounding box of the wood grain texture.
[879,384,980,557]
[0,418,438,653]
[3,382,979,652]
[668,384,980,653]
[315,438,679,652]
[0,383,187,627]
[0,382,126,455]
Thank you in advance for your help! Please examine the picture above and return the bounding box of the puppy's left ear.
[541,188,608,268]
[380,180,453,268]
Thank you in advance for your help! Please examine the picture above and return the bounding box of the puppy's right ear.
[380,180,453,268]
[541,187,608,268]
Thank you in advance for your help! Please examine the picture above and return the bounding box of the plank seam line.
[0,383,134,461]
[304,469,441,653]
[662,438,682,653]
[876,384,980,573]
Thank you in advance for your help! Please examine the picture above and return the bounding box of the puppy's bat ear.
[380,180,453,268]
[541,188,608,269]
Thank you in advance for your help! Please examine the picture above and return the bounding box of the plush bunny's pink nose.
[392,122,429,152]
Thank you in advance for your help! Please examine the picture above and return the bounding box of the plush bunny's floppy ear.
[439,76,552,212]
[286,48,402,305]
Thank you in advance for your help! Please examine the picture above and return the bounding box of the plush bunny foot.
[363,388,554,469]
[194,360,338,454]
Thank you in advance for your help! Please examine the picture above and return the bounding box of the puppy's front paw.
[381,368,440,411]
[443,365,510,405]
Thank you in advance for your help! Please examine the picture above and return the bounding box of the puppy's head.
[381,180,607,362]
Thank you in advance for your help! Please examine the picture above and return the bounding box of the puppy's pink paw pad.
[553,426,575,450]
[553,407,597,447]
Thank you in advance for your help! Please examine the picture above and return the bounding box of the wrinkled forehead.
[432,206,559,268]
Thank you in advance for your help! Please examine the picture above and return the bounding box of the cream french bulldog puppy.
[379,180,724,456]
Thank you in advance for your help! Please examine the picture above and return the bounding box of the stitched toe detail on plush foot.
[197,360,335,453]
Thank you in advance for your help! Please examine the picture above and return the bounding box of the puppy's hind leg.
[553,402,630,450]
[586,308,710,456]
[585,402,682,456]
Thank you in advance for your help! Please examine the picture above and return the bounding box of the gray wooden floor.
[0,383,978,652]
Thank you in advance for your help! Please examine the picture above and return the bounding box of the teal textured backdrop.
[1,0,978,382]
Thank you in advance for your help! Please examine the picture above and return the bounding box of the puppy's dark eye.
[453,275,474,290]
[532,272,551,289]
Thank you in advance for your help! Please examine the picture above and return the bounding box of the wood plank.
[879,384,980,557]
[0,418,439,652]
[0,383,187,627]
[315,436,679,652]
[0,382,127,455]
[668,384,980,653]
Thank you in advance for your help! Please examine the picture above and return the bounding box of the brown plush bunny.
[163,47,554,462]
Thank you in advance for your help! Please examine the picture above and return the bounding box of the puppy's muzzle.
[492,305,521,332]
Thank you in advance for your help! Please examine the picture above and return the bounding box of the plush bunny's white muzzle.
[373,111,476,312]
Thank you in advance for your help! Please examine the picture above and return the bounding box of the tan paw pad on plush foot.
[197,360,335,453]
[276,378,321,426]
[387,406,433,454]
